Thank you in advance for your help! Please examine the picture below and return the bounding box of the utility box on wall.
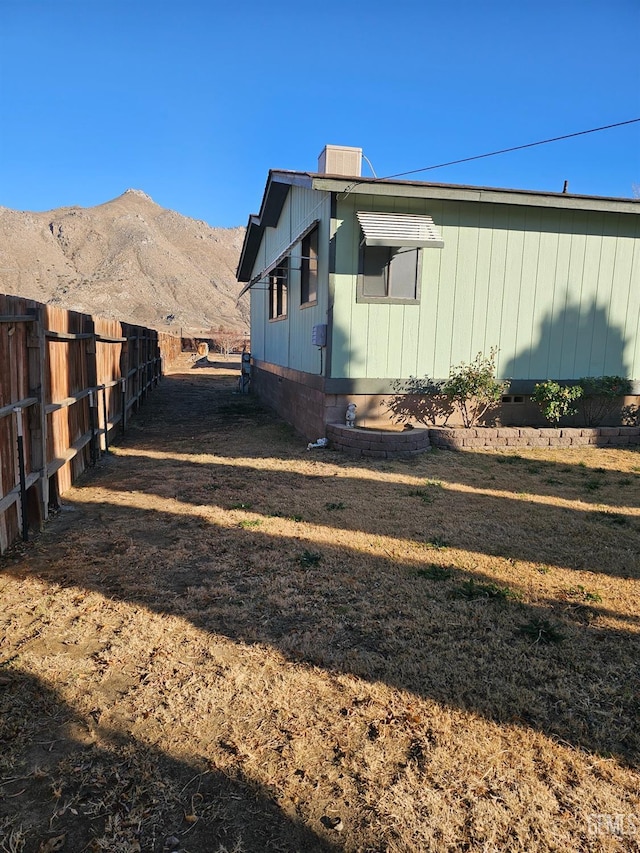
[312,324,327,347]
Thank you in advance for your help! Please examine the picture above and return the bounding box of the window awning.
[356,211,443,248]
[238,219,319,297]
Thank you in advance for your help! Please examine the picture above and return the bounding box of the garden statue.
[346,402,357,428]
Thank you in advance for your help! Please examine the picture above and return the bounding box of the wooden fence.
[0,294,182,554]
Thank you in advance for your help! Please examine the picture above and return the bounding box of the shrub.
[578,375,631,425]
[532,381,582,425]
[384,376,453,426]
[442,348,508,427]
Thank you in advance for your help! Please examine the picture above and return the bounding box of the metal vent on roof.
[356,211,444,248]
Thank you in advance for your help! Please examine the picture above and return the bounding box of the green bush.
[442,348,508,427]
[532,381,583,425]
[578,375,631,426]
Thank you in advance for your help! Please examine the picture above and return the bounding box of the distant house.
[237,145,640,439]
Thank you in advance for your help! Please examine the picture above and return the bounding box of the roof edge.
[312,175,640,214]
[237,169,640,282]
[236,171,315,282]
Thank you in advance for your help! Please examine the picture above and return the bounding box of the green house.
[237,145,640,439]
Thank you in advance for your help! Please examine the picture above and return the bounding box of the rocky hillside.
[0,189,248,335]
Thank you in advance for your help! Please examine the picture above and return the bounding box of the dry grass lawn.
[1,355,639,852]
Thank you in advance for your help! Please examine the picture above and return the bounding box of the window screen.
[358,246,420,303]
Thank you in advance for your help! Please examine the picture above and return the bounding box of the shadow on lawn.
[189,358,240,370]
[0,670,337,853]
[5,494,639,768]
[118,373,640,580]
[3,372,639,773]
[86,449,640,579]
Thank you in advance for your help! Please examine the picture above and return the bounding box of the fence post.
[121,378,127,434]
[84,318,99,465]
[101,386,109,453]
[28,306,49,525]
[119,332,129,434]
[13,407,29,541]
[88,390,98,465]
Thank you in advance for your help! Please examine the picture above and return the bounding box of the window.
[300,226,318,305]
[357,245,422,303]
[355,210,443,304]
[268,257,288,320]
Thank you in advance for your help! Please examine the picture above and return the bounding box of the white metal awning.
[356,211,444,248]
[238,219,320,297]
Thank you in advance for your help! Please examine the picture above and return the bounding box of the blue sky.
[1,0,639,228]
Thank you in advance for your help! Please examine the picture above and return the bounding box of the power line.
[381,118,640,181]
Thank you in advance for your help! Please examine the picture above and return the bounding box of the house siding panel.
[607,230,636,377]
[452,202,481,362]
[625,226,640,375]
[575,214,604,378]
[399,299,420,378]
[589,216,619,376]
[497,207,527,378]
[333,195,639,384]
[526,215,561,379]
[249,186,330,374]
[481,205,509,375]
[546,212,573,378]
[516,209,542,379]
[366,303,391,377]
[559,216,587,378]
[417,227,442,379]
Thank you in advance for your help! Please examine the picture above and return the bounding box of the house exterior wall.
[249,186,331,375]
[332,194,640,386]
[245,178,638,438]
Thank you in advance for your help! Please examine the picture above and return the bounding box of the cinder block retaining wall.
[430,426,640,450]
[327,424,640,457]
[326,424,431,458]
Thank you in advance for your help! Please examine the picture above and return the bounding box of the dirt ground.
[1,355,639,852]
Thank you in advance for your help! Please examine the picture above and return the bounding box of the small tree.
[532,381,583,425]
[578,375,631,426]
[210,327,246,356]
[442,348,508,427]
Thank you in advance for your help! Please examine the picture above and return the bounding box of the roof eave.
[312,175,640,215]
[236,171,315,282]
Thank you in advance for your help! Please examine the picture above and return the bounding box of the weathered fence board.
[0,294,181,553]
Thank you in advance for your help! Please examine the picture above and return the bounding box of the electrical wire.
[382,118,640,181]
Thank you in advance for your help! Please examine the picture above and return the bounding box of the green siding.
[249,186,330,374]
[516,209,542,378]
[332,195,640,382]
[624,236,640,374]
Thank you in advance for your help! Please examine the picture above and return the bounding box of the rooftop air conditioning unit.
[318,145,362,177]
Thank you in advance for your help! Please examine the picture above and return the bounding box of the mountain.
[0,189,248,335]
